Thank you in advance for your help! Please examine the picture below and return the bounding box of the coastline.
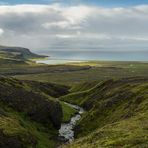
[35,58,88,65]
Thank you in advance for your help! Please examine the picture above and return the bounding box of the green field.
[13,61,148,85]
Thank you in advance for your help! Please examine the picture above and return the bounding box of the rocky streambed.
[59,102,85,143]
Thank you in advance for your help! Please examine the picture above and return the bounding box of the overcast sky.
[0,0,148,52]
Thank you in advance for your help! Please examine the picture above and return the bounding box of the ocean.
[36,50,148,64]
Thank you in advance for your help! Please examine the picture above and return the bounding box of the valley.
[0,46,148,148]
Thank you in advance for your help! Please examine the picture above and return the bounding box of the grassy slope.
[61,77,148,148]
[0,77,70,148]
[70,81,99,93]
[60,102,78,123]
[0,78,78,147]
[64,111,148,148]
[0,105,57,148]
[0,77,76,124]
[20,80,69,98]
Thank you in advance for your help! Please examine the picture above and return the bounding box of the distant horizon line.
[35,50,148,53]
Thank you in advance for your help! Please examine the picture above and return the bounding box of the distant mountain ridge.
[0,45,47,60]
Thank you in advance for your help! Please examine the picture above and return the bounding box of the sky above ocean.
[0,0,148,61]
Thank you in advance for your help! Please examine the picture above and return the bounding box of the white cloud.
[0,4,148,52]
[0,28,4,36]
[42,21,71,29]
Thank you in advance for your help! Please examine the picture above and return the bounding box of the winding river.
[59,102,85,143]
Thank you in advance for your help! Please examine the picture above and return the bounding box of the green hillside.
[0,45,46,61]
[70,81,99,93]
[0,77,70,148]
[61,77,148,148]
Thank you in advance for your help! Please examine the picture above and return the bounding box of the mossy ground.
[60,102,78,123]
[0,77,69,148]
[64,111,148,148]
[61,77,148,148]
[0,103,57,148]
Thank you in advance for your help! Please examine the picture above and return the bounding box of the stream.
[58,102,85,143]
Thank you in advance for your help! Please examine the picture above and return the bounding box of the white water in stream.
[59,102,85,143]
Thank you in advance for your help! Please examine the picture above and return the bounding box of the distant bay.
[36,50,148,64]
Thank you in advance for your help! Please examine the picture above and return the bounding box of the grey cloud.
[0,4,148,52]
